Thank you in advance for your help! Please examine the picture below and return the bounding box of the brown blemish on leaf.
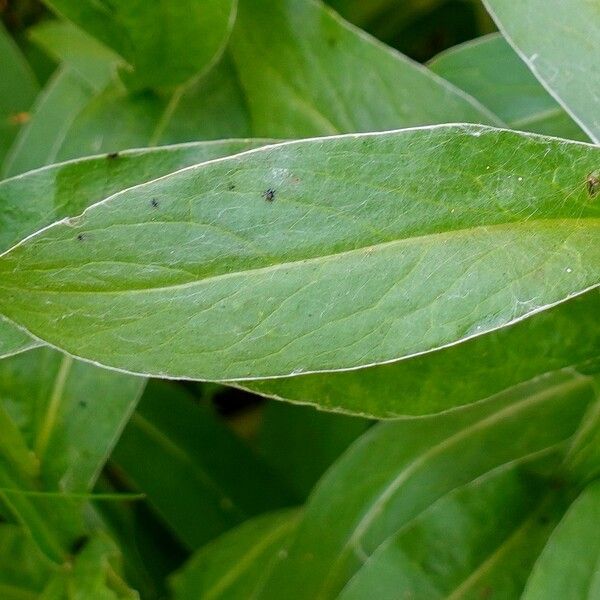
[586,171,600,198]
[8,111,30,125]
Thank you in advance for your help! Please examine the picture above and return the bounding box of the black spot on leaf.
[263,188,276,202]
[77,233,85,241]
[69,535,89,555]
[151,198,159,208]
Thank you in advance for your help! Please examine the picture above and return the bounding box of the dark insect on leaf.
[76,233,85,241]
[586,171,600,198]
[106,152,119,159]
[151,198,159,208]
[263,188,276,202]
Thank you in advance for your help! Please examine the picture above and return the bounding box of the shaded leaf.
[230,0,500,137]
[522,481,600,600]
[2,66,102,178]
[29,20,122,90]
[258,370,596,599]
[339,465,565,600]
[0,347,144,492]
[171,508,299,600]
[258,401,370,497]
[111,381,294,549]
[43,0,237,90]
[0,21,39,165]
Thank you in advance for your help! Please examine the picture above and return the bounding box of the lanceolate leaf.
[241,290,600,417]
[171,509,300,600]
[428,33,587,141]
[521,481,600,599]
[338,465,565,600]
[0,139,268,359]
[111,381,293,549]
[0,126,598,381]
[483,0,600,143]
[230,0,500,137]
[257,370,596,599]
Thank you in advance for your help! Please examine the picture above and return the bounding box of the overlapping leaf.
[0,139,268,360]
[483,0,600,143]
[230,0,499,137]
[522,481,600,599]
[42,0,237,90]
[257,370,596,599]
[0,126,598,382]
[429,33,587,141]
[0,22,39,165]
[172,509,300,600]
[111,381,293,549]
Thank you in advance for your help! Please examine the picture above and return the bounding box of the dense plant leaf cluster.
[0,0,598,597]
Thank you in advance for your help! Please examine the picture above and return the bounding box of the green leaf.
[55,56,251,159]
[522,481,600,600]
[40,534,137,599]
[483,0,600,143]
[1,126,598,381]
[44,0,499,160]
[0,347,143,564]
[111,381,294,549]
[428,33,588,141]
[43,0,237,90]
[258,401,370,497]
[2,66,101,178]
[171,508,300,600]
[241,290,600,417]
[29,20,122,91]
[257,370,596,599]
[0,139,268,359]
[0,524,54,599]
[0,22,39,165]
[0,323,40,361]
[230,0,500,137]
[562,388,600,485]
[0,347,144,492]
[338,465,565,600]
[0,139,269,256]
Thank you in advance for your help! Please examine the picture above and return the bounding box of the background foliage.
[0,0,598,598]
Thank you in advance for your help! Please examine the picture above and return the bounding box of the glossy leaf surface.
[0,126,598,381]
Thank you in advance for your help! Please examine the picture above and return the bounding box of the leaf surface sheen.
[0,126,598,381]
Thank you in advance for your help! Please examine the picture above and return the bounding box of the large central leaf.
[0,125,598,380]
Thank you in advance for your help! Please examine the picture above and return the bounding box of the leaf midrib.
[5,217,598,296]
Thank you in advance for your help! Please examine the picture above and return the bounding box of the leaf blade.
[0,126,598,381]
